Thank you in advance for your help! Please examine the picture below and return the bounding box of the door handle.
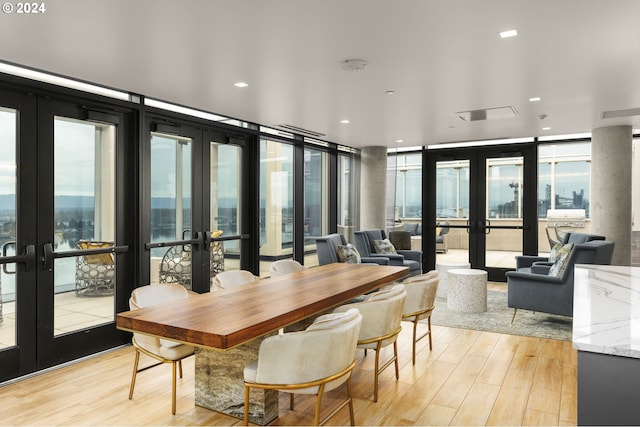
[485,219,491,234]
[42,242,54,272]
[1,241,37,273]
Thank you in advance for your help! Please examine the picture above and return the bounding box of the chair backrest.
[354,229,387,257]
[254,308,362,391]
[403,269,438,284]
[76,240,115,265]
[388,230,412,251]
[130,282,189,309]
[554,240,615,282]
[269,259,306,277]
[212,269,259,290]
[315,234,348,265]
[129,283,192,351]
[438,221,450,236]
[402,276,439,316]
[335,284,406,346]
[562,232,606,245]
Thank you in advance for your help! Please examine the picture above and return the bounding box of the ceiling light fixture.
[542,127,551,131]
[385,90,395,95]
[340,119,350,124]
[529,97,541,102]
[395,139,404,143]
[341,59,367,72]
[233,82,249,88]
[499,29,518,38]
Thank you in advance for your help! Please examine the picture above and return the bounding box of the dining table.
[117,262,409,424]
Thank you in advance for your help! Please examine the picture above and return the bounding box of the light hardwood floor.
[0,311,577,426]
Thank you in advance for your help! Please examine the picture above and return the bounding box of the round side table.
[446,268,488,313]
[436,261,471,299]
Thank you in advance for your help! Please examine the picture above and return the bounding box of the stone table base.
[195,332,278,425]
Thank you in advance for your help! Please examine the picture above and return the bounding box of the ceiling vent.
[601,107,640,119]
[457,106,519,121]
[276,124,326,138]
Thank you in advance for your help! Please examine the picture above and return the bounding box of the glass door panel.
[435,160,470,265]
[150,133,192,289]
[210,142,240,276]
[53,117,116,335]
[485,157,524,270]
[0,107,17,350]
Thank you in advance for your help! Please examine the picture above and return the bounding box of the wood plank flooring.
[0,315,577,426]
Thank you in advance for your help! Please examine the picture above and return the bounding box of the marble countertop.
[573,264,640,358]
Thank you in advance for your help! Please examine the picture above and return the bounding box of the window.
[259,139,294,256]
[538,142,591,218]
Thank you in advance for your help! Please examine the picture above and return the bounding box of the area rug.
[431,290,572,341]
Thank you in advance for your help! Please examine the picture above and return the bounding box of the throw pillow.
[548,242,563,263]
[372,238,397,254]
[548,243,573,277]
[336,244,361,264]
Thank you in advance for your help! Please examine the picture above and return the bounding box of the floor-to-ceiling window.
[338,149,359,243]
[538,141,591,253]
[259,136,294,275]
[303,145,329,266]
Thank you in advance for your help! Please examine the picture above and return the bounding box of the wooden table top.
[116,263,409,350]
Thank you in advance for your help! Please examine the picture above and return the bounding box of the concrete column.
[360,146,388,230]
[591,125,632,266]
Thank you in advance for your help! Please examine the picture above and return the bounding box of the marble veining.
[573,265,640,358]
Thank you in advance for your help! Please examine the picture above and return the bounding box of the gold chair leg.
[373,343,381,402]
[171,361,177,415]
[178,359,183,378]
[511,308,518,324]
[427,316,433,350]
[243,385,250,426]
[411,319,418,365]
[314,383,326,426]
[346,376,355,426]
[290,393,295,410]
[393,341,399,379]
[128,349,140,400]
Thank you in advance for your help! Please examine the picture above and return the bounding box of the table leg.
[194,333,278,425]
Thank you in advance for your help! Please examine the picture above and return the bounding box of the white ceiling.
[2,0,640,148]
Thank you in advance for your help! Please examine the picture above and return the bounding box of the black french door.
[425,144,537,281]
[0,87,134,382]
[143,113,257,294]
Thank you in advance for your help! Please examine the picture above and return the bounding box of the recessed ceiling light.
[340,119,350,124]
[542,127,551,131]
[499,29,518,39]
[529,97,541,102]
[233,82,249,88]
[385,90,395,95]
[395,139,403,143]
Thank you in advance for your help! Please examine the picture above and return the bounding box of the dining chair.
[334,284,406,402]
[243,308,362,426]
[212,269,259,290]
[269,259,306,277]
[128,283,195,415]
[401,274,439,364]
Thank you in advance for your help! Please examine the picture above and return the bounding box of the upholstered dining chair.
[401,274,439,364]
[128,283,195,415]
[269,259,306,277]
[212,269,259,290]
[334,284,406,402]
[243,308,363,426]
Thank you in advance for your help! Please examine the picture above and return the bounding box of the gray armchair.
[315,233,388,266]
[515,232,605,271]
[506,239,614,318]
[354,229,422,277]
